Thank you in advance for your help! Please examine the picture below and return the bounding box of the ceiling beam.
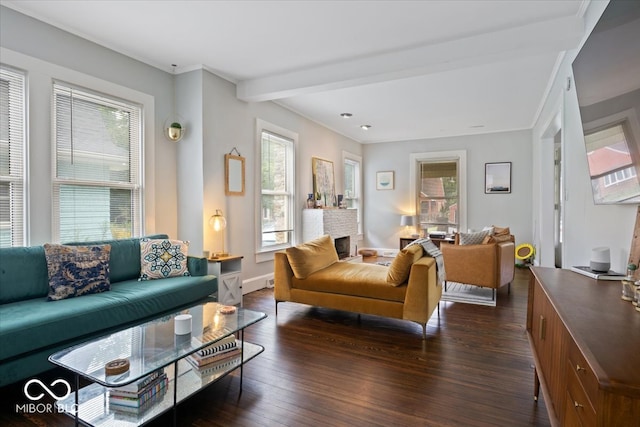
[237,15,583,102]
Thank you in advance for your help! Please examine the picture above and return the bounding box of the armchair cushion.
[285,235,338,279]
[483,233,514,244]
[492,226,511,236]
[459,229,492,245]
[386,244,424,286]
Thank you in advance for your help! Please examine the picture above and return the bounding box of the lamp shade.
[209,209,227,231]
[209,209,228,258]
[400,215,415,227]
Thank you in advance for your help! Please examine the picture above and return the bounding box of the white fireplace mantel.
[302,209,358,256]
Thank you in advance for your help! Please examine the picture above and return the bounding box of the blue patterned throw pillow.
[139,238,190,280]
[44,244,111,301]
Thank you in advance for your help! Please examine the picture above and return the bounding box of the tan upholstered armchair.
[440,230,515,300]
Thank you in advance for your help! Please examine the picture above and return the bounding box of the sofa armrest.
[497,241,515,286]
[187,256,208,276]
[441,243,498,287]
[274,251,294,302]
[403,257,440,323]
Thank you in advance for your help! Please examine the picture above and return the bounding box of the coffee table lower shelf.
[56,341,264,427]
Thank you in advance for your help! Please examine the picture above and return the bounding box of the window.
[411,151,466,237]
[0,65,26,247]
[259,124,295,252]
[52,82,142,242]
[586,122,640,203]
[343,152,362,234]
[418,161,460,236]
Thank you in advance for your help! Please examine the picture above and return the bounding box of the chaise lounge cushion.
[285,234,338,279]
[292,262,406,302]
[386,244,424,285]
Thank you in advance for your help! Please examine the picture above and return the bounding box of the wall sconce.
[400,215,416,237]
[164,118,185,142]
[209,209,228,258]
[164,64,185,142]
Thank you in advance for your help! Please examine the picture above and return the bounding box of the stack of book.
[187,334,241,369]
[109,369,168,411]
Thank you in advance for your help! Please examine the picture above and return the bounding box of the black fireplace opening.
[334,236,350,259]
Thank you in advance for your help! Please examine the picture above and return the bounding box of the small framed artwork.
[485,162,511,194]
[376,171,395,190]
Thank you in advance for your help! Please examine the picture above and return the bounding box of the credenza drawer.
[566,360,596,427]
[568,340,598,406]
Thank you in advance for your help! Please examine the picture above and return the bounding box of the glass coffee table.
[49,299,266,426]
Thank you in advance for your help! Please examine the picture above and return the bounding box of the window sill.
[255,246,290,264]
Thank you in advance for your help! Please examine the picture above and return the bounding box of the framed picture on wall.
[485,162,511,194]
[312,157,336,206]
[376,171,395,190]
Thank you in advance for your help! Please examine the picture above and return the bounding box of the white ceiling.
[2,0,589,143]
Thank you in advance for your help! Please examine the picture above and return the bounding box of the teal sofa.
[0,234,218,386]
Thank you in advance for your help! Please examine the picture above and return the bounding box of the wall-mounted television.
[572,0,640,204]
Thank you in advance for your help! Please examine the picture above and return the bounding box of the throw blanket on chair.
[407,238,446,286]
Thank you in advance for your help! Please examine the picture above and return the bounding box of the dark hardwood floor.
[0,268,550,426]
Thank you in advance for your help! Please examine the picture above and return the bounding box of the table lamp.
[209,209,228,258]
[400,215,415,236]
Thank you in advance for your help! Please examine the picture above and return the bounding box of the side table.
[399,237,415,250]
[208,255,243,306]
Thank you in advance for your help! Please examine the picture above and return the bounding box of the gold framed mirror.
[225,153,245,196]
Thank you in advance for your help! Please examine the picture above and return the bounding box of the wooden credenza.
[527,267,640,426]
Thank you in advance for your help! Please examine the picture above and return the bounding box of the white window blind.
[52,82,142,242]
[0,65,26,247]
[260,130,294,250]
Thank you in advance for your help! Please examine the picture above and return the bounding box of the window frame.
[51,81,143,243]
[255,119,297,261]
[0,64,26,247]
[343,151,362,236]
[583,109,640,204]
[410,151,467,236]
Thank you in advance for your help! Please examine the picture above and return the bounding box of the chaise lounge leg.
[508,282,511,295]
[492,289,496,301]
[422,323,427,340]
[275,300,279,316]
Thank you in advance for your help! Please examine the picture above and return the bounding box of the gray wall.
[0,6,363,291]
[178,69,362,287]
[363,130,533,250]
[1,5,177,241]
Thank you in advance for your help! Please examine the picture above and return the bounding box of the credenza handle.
[576,364,586,372]
[574,401,583,409]
[539,315,546,340]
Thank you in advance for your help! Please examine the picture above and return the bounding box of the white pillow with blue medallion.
[139,238,190,280]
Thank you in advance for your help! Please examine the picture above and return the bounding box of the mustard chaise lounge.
[274,235,441,339]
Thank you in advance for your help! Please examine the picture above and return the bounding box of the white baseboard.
[243,272,274,294]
